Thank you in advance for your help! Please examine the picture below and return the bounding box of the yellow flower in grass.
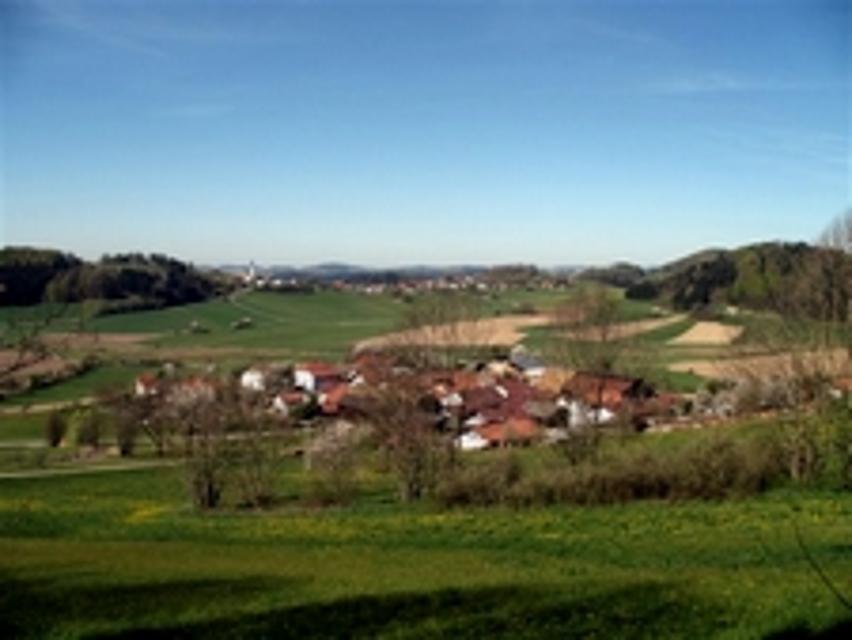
[125,503,170,524]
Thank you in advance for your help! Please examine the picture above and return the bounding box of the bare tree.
[549,285,638,419]
[392,292,487,369]
[368,374,448,502]
[726,213,851,480]
[819,208,851,254]
[552,285,625,373]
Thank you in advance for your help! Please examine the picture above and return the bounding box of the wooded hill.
[625,242,851,321]
[0,247,223,311]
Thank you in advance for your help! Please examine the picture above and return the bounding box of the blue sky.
[2,0,849,267]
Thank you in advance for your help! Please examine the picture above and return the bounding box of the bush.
[45,411,68,448]
[557,426,603,466]
[436,453,523,507]
[440,433,785,509]
[75,410,104,449]
[115,418,138,457]
[784,400,852,489]
[304,443,358,507]
[232,425,282,509]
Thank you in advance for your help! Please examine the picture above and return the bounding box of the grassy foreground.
[1,461,851,639]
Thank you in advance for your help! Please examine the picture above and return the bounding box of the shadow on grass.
[5,570,848,639]
[765,620,852,640]
[0,573,296,640]
[89,581,727,639]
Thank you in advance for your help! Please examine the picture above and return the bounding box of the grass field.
[0,333,850,639]
[2,290,580,359]
[0,454,850,639]
[1,364,147,408]
[0,413,47,443]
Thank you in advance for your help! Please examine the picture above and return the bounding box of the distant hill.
[576,262,646,288]
[0,247,224,312]
[263,264,489,283]
[625,242,851,320]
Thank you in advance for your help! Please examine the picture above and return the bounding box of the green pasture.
[0,413,47,443]
[0,458,850,639]
[0,364,146,409]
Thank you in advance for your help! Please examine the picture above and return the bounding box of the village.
[131,345,690,457]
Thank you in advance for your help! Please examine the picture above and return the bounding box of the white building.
[240,367,266,392]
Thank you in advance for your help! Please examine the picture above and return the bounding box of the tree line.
[625,222,851,322]
[0,247,223,310]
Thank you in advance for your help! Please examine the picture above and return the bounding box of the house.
[474,417,541,448]
[508,345,546,379]
[455,430,490,451]
[533,367,574,396]
[553,397,611,428]
[273,390,310,417]
[831,377,852,397]
[351,352,398,385]
[294,362,345,393]
[167,376,217,406]
[319,383,350,415]
[563,372,654,410]
[240,367,266,392]
[461,386,506,417]
[134,372,161,398]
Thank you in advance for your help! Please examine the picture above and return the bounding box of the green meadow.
[1,455,851,639]
[1,290,850,638]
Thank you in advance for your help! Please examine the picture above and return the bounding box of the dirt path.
[0,397,96,415]
[44,332,158,351]
[0,459,179,480]
[0,351,74,383]
[668,321,743,346]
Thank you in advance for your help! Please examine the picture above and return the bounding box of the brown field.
[669,348,850,380]
[354,314,552,352]
[568,314,687,341]
[0,350,73,381]
[43,332,157,350]
[668,321,743,346]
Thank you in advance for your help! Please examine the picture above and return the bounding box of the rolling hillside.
[626,242,851,320]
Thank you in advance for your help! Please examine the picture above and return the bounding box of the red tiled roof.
[475,418,540,445]
[321,383,350,414]
[297,362,343,377]
[462,386,504,414]
[279,391,309,406]
[834,377,852,392]
[136,372,159,389]
[563,372,651,409]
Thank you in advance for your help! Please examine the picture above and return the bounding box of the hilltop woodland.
[0,247,223,311]
[624,232,851,321]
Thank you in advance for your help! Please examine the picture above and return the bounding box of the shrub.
[781,416,824,484]
[441,433,786,509]
[557,426,603,466]
[44,411,68,448]
[232,425,282,509]
[305,443,358,507]
[115,418,138,457]
[75,410,104,449]
[796,400,852,490]
[436,453,523,507]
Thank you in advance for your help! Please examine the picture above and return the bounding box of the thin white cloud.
[646,72,839,95]
[33,0,283,57]
[152,104,235,119]
[701,124,848,185]
[570,16,670,50]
